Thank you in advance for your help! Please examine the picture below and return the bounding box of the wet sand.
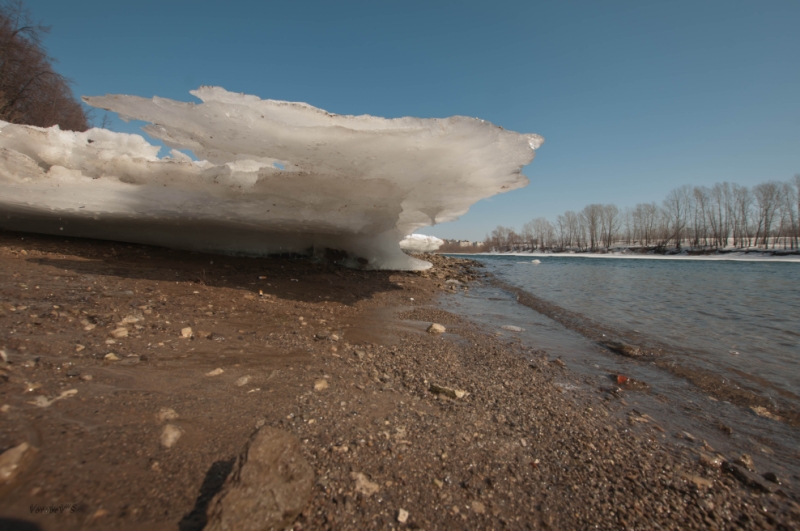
[0,232,798,530]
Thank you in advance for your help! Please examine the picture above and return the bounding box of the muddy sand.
[0,231,798,530]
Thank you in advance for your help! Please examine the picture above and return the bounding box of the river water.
[440,254,800,487]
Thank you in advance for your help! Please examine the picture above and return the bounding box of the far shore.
[442,250,800,262]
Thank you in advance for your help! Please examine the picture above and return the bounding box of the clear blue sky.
[27,0,800,241]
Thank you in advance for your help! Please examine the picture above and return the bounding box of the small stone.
[698,452,723,468]
[109,327,128,339]
[104,353,120,361]
[762,471,781,484]
[330,334,340,341]
[351,472,379,496]
[206,368,224,377]
[156,407,179,423]
[734,454,755,471]
[180,327,193,339]
[427,323,446,334]
[83,323,96,331]
[751,406,782,421]
[471,501,486,514]
[0,442,38,483]
[119,314,141,325]
[91,509,109,519]
[235,376,251,387]
[680,471,712,488]
[314,379,329,391]
[433,479,444,488]
[160,424,183,448]
[429,384,467,399]
[397,508,409,523]
[75,344,85,352]
[80,374,93,381]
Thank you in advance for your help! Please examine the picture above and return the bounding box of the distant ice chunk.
[399,234,444,253]
[0,87,543,270]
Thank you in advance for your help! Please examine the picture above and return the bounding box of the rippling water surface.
[484,256,800,397]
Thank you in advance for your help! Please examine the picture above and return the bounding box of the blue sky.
[28,0,800,241]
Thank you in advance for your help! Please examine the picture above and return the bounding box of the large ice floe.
[0,87,542,269]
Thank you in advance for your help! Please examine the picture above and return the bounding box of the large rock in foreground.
[204,427,314,531]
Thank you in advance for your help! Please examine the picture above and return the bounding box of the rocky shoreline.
[0,232,798,530]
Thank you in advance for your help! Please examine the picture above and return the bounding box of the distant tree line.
[0,0,89,131]
[484,176,800,253]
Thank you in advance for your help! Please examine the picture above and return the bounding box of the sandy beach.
[1,231,798,530]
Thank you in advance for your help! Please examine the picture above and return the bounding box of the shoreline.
[0,232,798,529]
[444,251,800,263]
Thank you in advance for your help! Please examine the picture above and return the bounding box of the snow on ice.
[0,87,542,269]
[399,234,444,253]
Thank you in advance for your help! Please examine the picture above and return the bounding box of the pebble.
[427,323,446,334]
[734,454,755,471]
[180,327,193,338]
[160,424,183,448]
[314,379,329,391]
[156,407,179,423]
[235,375,251,387]
[698,452,723,468]
[397,508,409,523]
[104,353,120,361]
[751,406,781,421]
[74,344,85,352]
[471,501,486,514]
[429,384,467,399]
[680,471,712,489]
[351,472,380,496]
[109,327,128,339]
[206,368,224,376]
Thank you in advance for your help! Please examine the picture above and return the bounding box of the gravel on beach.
[0,232,797,530]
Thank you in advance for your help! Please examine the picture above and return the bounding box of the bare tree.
[777,182,797,249]
[663,185,692,249]
[0,0,88,130]
[599,204,620,249]
[521,220,535,251]
[731,184,752,247]
[691,186,710,248]
[753,182,781,247]
[580,204,602,251]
